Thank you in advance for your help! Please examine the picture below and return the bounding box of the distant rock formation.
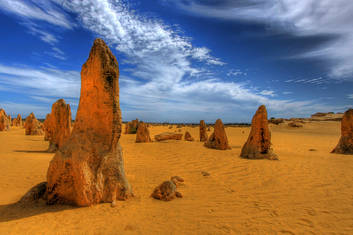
[154,132,183,141]
[43,114,51,141]
[288,122,303,128]
[184,131,194,141]
[12,114,22,127]
[269,118,284,125]
[240,105,278,160]
[24,113,43,135]
[0,109,10,131]
[204,119,230,150]
[331,109,353,154]
[45,99,72,153]
[136,121,152,143]
[199,120,208,142]
[125,119,139,134]
[46,38,132,206]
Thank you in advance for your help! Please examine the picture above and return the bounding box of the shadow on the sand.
[14,150,48,154]
[0,200,75,223]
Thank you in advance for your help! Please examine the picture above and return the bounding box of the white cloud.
[0,64,80,98]
[172,0,353,80]
[259,90,275,97]
[284,77,330,85]
[0,0,343,122]
[348,94,353,99]
[0,0,73,29]
[227,69,247,77]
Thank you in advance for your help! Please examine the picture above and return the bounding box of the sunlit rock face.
[46,38,132,206]
[331,109,353,155]
[240,105,278,160]
[204,119,230,150]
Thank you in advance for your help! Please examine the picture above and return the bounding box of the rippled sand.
[0,122,352,234]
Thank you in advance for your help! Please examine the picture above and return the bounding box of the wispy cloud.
[284,77,330,85]
[259,90,275,97]
[170,0,353,80]
[0,64,80,98]
[0,0,343,121]
[0,0,72,59]
[0,0,73,29]
[227,69,247,77]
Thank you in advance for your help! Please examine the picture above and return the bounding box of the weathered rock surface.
[45,99,72,153]
[154,132,183,141]
[24,113,43,135]
[43,114,51,141]
[136,121,152,143]
[240,105,278,160]
[46,38,132,206]
[184,131,194,141]
[331,109,353,154]
[151,176,184,201]
[125,119,139,134]
[199,120,208,142]
[12,114,23,127]
[204,119,230,150]
[0,109,10,131]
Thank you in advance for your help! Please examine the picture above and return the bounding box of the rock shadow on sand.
[0,201,74,223]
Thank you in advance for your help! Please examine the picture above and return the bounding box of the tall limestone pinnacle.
[46,38,132,206]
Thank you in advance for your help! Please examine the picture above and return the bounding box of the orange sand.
[1,122,353,234]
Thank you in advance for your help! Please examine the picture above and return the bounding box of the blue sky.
[0,0,352,123]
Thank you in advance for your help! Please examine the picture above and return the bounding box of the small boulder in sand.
[184,131,194,141]
[154,132,183,141]
[136,121,152,143]
[24,113,43,135]
[331,109,353,154]
[204,119,230,150]
[199,120,208,142]
[240,105,278,160]
[151,176,184,201]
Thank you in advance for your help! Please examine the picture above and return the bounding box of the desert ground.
[0,121,352,234]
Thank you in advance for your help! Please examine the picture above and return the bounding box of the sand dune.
[1,122,353,234]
